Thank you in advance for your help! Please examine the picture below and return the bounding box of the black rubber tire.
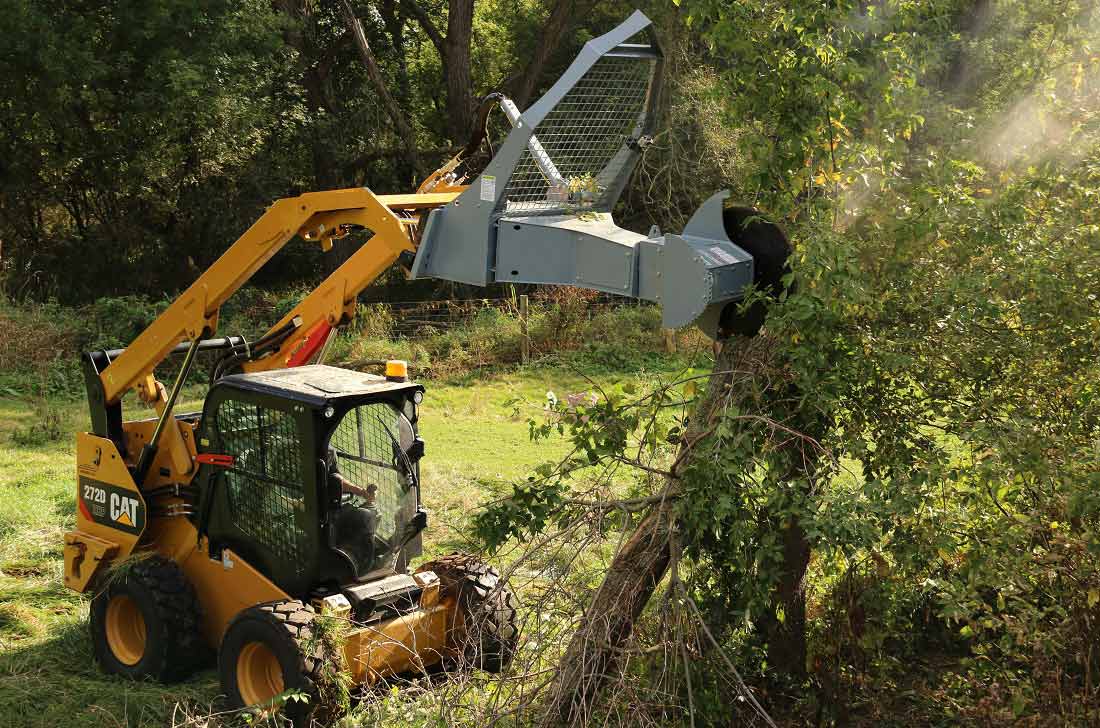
[89,555,207,682]
[720,205,792,338]
[218,600,344,726]
[416,552,519,673]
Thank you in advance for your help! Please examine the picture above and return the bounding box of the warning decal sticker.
[480,175,496,202]
[705,245,743,267]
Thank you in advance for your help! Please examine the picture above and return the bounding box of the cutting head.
[410,10,790,339]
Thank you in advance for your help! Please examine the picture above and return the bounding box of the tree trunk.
[758,384,820,677]
[759,514,811,676]
[538,339,751,727]
[442,0,475,143]
[539,495,677,726]
[539,335,821,725]
[399,0,474,144]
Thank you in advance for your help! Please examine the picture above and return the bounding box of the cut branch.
[537,339,758,727]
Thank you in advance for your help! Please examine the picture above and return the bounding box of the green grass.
[0,356,698,728]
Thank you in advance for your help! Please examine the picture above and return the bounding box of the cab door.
[197,389,319,594]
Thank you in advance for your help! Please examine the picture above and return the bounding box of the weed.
[9,400,61,446]
[303,610,353,719]
[94,550,160,594]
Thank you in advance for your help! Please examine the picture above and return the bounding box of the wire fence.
[360,293,651,340]
[350,293,680,365]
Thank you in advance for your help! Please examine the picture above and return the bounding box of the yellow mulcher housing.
[62,11,788,723]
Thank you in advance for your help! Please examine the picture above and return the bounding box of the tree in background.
[0,0,633,301]
[0,0,289,301]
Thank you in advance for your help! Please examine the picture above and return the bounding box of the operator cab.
[194,365,426,596]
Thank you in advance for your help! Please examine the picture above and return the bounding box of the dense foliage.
[691,3,1100,716]
[477,0,1100,722]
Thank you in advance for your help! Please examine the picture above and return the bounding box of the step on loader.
[62,10,790,724]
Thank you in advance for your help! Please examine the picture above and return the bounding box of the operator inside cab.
[324,399,419,577]
[326,447,385,572]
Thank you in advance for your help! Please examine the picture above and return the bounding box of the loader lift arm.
[83,188,460,461]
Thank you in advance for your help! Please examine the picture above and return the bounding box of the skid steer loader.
[62,10,789,723]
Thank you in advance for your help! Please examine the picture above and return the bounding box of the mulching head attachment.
[410,10,790,338]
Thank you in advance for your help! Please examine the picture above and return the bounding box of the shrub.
[273,286,314,322]
[0,300,83,397]
[532,286,602,348]
[219,285,279,336]
[0,291,696,396]
[79,295,168,350]
[10,401,62,446]
[0,300,77,372]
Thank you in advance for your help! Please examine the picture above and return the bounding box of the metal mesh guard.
[498,50,656,216]
[215,400,308,569]
[328,403,413,551]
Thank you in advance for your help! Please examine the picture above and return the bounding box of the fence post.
[520,294,530,364]
[663,328,676,354]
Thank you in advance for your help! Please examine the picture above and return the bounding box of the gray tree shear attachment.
[410,10,768,338]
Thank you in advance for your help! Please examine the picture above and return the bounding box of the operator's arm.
[335,474,369,500]
[331,468,377,503]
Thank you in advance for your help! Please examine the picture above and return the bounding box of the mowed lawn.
[0,360,690,728]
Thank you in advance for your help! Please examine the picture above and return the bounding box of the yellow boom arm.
[69,183,460,590]
[99,188,454,405]
[240,192,457,373]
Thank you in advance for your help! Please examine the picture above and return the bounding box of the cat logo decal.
[78,477,145,536]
